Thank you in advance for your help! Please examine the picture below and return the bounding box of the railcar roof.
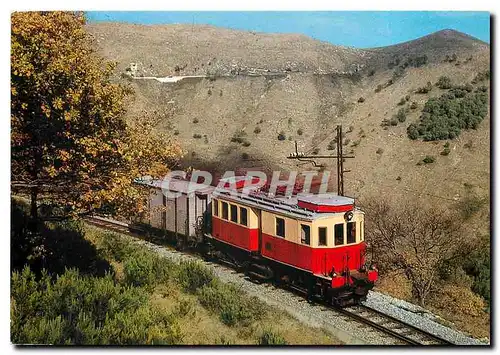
[214,188,361,221]
[135,177,215,195]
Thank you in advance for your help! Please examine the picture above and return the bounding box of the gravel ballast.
[102,228,489,346]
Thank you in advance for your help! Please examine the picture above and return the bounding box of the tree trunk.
[29,186,38,234]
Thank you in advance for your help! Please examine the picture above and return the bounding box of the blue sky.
[86,11,490,48]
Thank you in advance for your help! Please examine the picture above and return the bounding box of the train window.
[334,223,344,246]
[276,217,285,238]
[360,221,364,241]
[347,222,356,244]
[301,224,310,245]
[230,204,238,223]
[213,199,219,217]
[318,227,327,246]
[222,202,229,220]
[240,207,248,226]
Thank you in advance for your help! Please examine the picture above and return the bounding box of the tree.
[11,12,181,230]
[363,198,467,306]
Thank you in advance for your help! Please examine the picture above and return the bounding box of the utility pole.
[287,125,354,196]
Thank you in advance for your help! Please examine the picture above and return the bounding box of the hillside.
[87,23,490,227]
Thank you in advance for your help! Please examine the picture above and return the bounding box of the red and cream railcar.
[208,185,378,305]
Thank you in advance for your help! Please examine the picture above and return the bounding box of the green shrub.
[375,84,383,93]
[396,108,407,123]
[297,128,303,136]
[241,152,249,160]
[242,141,251,147]
[10,267,181,345]
[390,118,398,126]
[231,130,247,144]
[436,76,452,89]
[176,260,215,294]
[277,131,286,141]
[254,127,261,134]
[123,250,173,288]
[472,70,490,84]
[441,147,451,156]
[376,148,384,155]
[173,130,179,136]
[343,138,350,145]
[368,69,375,76]
[398,97,406,106]
[410,101,418,110]
[358,97,365,103]
[422,155,435,164]
[327,140,336,150]
[416,81,433,94]
[408,90,488,141]
[192,118,199,124]
[312,147,320,155]
[193,134,202,139]
[258,330,288,345]
[462,235,490,308]
[197,281,265,327]
[456,193,487,220]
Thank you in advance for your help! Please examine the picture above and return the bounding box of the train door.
[257,209,263,255]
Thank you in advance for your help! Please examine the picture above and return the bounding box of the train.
[137,174,378,307]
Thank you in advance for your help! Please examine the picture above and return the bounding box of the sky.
[86,11,490,48]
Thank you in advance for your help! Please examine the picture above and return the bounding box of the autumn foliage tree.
[362,198,469,306]
[11,12,181,229]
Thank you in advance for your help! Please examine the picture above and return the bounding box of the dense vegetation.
[407,85,488,141]
[364,196,490,325]
[11,198,325,345]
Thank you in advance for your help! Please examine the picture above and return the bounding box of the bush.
[11,267,182,345]
[343,138,350,146]
[241,152,249,160]
[472,70,490,84]
[277,131,286,141]
[312,147,320,155]
[368,69,375,76]
[410,101,418,110]
[436,76,452,89]
[416,81,433,94]
[407,124,419,140]
[123,250,173,288]
[390,118,398,126]
[258,330,287,345]
[396,107,406,123]
[441,147,451,156]
[408,90,488,141]
[422,155,435,164]
[176,261,215,294]
[327,140,336,150]
[253,127,261,134]
[193,134,202,139]
[456,193,487,220]
[192,118,199,124]
[173,130,179,136]
[376,148,384,155]
[197,281,265,327]
[375,84,383,93]
[242,141,251,147]
[297,128,303,136]
[398,97,406,106]
[231,130,247,144]
[431,284,486,317]
[357,97,365,103]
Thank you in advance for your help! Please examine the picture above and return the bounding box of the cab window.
[230,204,238,223]
[301,224,310,245]
[318,227,327,246]
[276,217,285,238]
[213,199,219,216]
[221,202,229,220]
[347,222,356,244]
[240,207,248,226]
[334,223,344,246]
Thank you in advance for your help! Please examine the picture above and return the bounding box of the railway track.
[334,304,453,345]
[84,216,455,346]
